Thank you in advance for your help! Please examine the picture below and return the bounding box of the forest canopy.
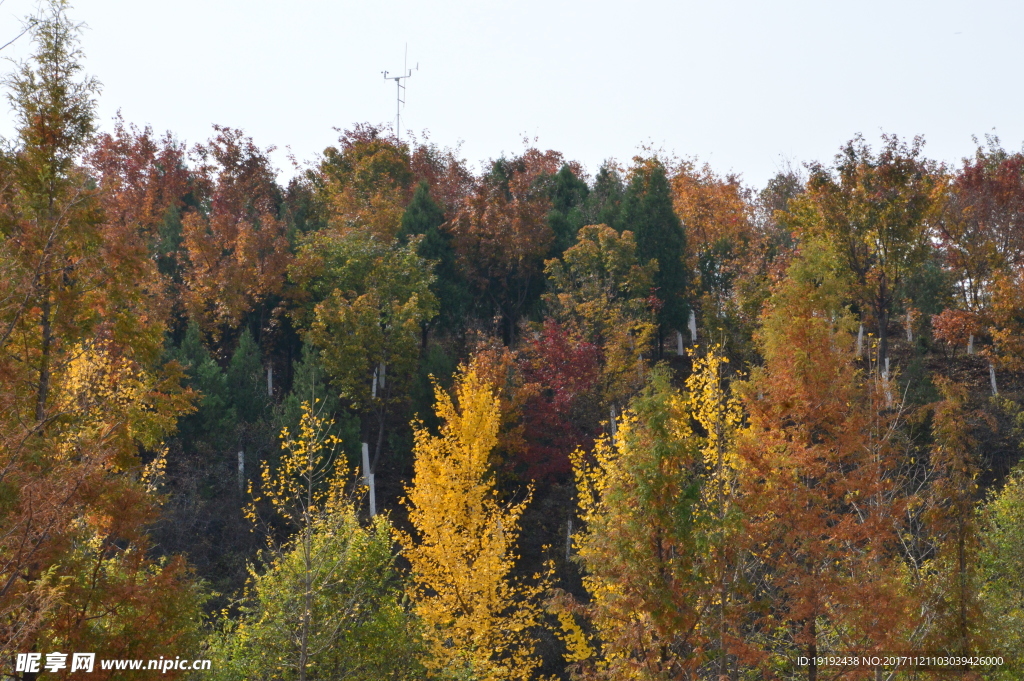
[3,3,1024,680]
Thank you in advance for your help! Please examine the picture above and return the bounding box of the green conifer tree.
[547,164,589,255]
[227,328,269,424]
[619,159,688,353]
[399,181,469,335]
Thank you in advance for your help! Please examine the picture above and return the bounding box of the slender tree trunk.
[876,279,890,375]
[299,477,313,681]
[958,516,968,656]
[717,421,728,680]
[808,618,817,681]
[299,525,311,681]
[370,368,393,479]
[36,294,52,423]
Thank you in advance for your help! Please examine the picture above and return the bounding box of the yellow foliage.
[247,400,347,530]
[685,345,744,506]
[566,352,745,679]
[54,342,190,466]
[554,610,595,663]
[400,365,549,681]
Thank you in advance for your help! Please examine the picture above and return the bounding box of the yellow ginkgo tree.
[685,345,745,678]
[399,364,550,681]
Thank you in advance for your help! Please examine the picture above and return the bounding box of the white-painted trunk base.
[238,450,245,492]
[882,358,893,408]
[362,443,376,517]
[566,519,573,561]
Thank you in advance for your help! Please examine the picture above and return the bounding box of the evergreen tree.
[584,162,625,228]
[619,159,688,352]
[227,328,269,425]
[399,181,445,241]
[547,164,589,256]
[399,181,470,335]
[173,320,236,446]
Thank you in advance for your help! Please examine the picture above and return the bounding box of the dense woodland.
[5,4,1024,680]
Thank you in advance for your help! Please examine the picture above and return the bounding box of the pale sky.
[1,0,1021,189]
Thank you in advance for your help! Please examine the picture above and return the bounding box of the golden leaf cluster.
[399,366,549,681]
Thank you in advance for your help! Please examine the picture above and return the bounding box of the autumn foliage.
[6,3,1024,679]
[400,365,549,681]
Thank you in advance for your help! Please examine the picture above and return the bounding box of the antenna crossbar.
[381,44,418,141]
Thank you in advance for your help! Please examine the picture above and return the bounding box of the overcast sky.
[1,0,1021,189]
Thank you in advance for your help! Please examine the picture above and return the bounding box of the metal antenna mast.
[382,44,418,141]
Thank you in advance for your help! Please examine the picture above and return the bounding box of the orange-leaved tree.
[87,115,193,302]
[448,148,563,344]
[670,161,753,339]
[917,379,996,662]
[180,126,290,337]
[0,1,203,667]
[736,266,915,680]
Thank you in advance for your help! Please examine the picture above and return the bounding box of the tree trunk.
[875,276,890,374]
[717,422,728,681]
[362,442,376,517]
[808,619,817,681]
[238,450,245,493]
[299,523,312,681]
[958,515,968,656]
[36,295,52,423]
[877,306,890,376]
